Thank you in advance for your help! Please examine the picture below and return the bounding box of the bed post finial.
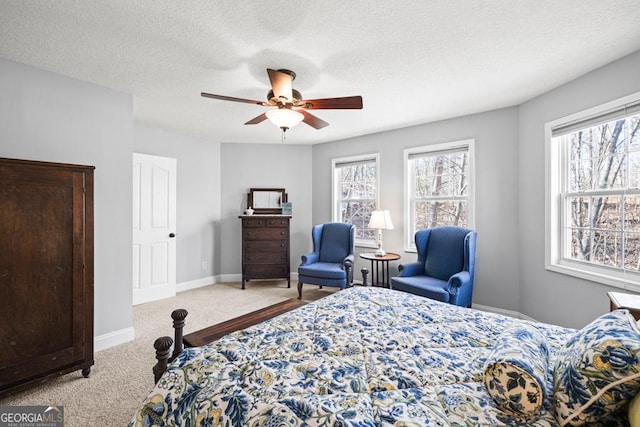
[153,336,173,383]
[171,309,188,360]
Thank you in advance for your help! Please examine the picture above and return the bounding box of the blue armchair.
[297,222,355,300]
[390,226,477,307]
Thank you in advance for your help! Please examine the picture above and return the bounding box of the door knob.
[169,233,176,238]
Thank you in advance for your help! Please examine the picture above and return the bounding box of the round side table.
[359,252,401,287]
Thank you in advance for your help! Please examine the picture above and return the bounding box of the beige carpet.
[0,281,336,427]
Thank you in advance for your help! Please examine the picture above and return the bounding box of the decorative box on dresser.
[239,215,291,289]
[0,157,94,397]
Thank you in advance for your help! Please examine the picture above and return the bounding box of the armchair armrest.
[343,254,355,286]
[301,252,318,265]
[343,254,354,267]
[447,271,471,291]
[397,261,424,277]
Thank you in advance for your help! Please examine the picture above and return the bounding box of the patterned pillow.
[553,310,640,426]
[483,324,550,419]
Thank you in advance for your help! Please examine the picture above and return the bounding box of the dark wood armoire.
[0,157,94,397]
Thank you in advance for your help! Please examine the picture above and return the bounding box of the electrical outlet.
[201,261,207,270]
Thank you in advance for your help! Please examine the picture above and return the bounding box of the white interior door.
[132,153,177,305]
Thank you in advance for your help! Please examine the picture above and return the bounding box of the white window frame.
[331,153,380,248]
[403,139,475,252]
[545,91,640,291]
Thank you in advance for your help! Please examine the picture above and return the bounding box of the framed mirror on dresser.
[248,188,287,214]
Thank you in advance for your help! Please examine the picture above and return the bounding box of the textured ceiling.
[1,1,639,145]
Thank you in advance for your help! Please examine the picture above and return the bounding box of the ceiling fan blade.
[301,110,329,129]
[267,69,293,102]
[244,113,268,125]
[201,92,267,106]
[301,96,363,110]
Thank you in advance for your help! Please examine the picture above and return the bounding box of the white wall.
[0,58,133,338]
[518,50,640,328]
[312,108,521,311]
[4,47,639,341]
[133,124,222,285]
[220,143,313,280]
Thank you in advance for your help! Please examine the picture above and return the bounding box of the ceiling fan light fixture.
[266,108,304,131]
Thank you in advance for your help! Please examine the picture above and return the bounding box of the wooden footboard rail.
[152,299,308,383]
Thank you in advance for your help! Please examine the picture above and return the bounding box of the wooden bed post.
[153,336,173,383]
[171,309,188,361]
[152,309,188,383]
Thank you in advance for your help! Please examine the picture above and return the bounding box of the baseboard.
[94,326,135,352]
[98,273,301,352]
[199,273,299,288]
[217,273,241,283]
[471,303,538,322]
[177,275,217,292]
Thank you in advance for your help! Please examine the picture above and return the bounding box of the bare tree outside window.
[410,149,469,238]
[334,157,377,242]
[563,114,640,271]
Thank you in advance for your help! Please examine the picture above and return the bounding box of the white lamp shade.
[266,108,304,129]
[368,210,394,230]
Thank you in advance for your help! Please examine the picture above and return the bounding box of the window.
[332,153,379,246]
[546,92,640,290]
[404,140,475,251]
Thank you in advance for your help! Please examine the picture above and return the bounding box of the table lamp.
[368,210,394,256]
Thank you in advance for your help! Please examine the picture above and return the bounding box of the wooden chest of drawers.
[239,215,291,289]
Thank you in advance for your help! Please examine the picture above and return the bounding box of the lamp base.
[374,247,387,257]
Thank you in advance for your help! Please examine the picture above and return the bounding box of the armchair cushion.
[391,276,450,302]
[298,262,349,280]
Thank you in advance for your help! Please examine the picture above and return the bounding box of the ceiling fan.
[201,68,363,133]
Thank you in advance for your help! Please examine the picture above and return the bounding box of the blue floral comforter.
[130,287,625,426]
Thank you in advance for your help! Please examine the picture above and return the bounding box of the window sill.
[356,241,377,249]
[546,261,640,293]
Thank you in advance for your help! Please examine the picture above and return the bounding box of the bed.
[130,286,640,426]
